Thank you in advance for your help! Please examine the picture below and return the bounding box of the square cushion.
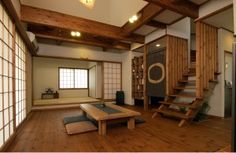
[65,121,97,135]
[63,115,89,125]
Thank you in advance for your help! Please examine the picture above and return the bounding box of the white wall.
[37,43,123,62]
[121,51,143,105]
[207,28,234,117]
[33,57,90,100]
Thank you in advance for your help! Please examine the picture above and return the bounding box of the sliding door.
[0,2,27,149]
[103,62,121,100]
[0,2,14,147]
[14,32,26,127]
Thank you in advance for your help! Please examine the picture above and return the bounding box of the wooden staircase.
[152,68,205,127]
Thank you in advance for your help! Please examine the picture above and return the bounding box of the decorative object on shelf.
[132,56,144,100]
[41,88,59,99]
[45,88,54,94]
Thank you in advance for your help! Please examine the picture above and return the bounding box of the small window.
[59,68,88,89]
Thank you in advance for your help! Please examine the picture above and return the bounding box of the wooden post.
[143,45,149,111]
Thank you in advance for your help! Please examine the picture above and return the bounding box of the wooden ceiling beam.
[28,25,130,50]
[21,5,144,43]
[146,20,167,29]
[144,0,199,18]
[122,3,164,36]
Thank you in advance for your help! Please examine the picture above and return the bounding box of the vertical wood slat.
[166,36,170,96]
[196,21,218,98]
[166,35,188,95]
[196,21,202,98]
[143,45,148,111]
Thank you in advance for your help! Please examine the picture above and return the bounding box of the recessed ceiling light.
[76,32,81,37]
[71,31,81,37]
[129,14,139,23]
[71,31,76,37]
[156,44,161,47]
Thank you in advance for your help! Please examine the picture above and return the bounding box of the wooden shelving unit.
[132,56,144,100]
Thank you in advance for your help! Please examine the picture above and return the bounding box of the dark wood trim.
[132,45,144,52]
[146,20,167,29]
[33,32,131,51]
[225,50,233,54]
[144,0,199,18]
[34,55,122,64]
[195,4,233,22]
[1,0,36,55]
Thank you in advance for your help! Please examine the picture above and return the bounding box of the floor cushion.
[63,115,89,125]
[65,121,98,135]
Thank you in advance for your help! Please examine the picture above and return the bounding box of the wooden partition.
[166,35,188,95]
[196,22,218,98]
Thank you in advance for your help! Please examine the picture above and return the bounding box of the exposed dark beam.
[146,20,167,29]
[28,25,130,50]
[122,3,164,36]
[145,0,199,18]
[21,5,144,43]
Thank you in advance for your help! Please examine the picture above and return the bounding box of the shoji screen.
[15,32,26,127]
[103,62,121,100]
[0,2,14,147]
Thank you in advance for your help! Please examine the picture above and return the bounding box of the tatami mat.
[33,97,100,106]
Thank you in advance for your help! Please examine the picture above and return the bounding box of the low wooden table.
[80,103,141,135]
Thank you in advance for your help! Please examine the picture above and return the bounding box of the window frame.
[58,67,89,90]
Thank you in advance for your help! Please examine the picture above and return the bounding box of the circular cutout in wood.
[148,63,165,84]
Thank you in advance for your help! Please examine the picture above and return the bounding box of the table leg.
[128,118,135,129]
[82,110,87,116]
[98,120,106,135]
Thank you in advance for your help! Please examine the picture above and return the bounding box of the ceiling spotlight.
[71,31,76,37]
[129,14,140,23]
[156,44,161,47]
[71,31,81,37]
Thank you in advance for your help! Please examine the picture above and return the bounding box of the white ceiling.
[134,25,157,36]
[189,0,209,5]
[20,0,147,27]
[153,10,183,24]
[203,7,234,32]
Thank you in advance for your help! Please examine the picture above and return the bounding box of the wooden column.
[143,45,149,111]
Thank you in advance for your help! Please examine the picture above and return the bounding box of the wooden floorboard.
[6,106,231,152]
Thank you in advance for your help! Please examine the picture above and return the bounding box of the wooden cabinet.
[132,56,144,99]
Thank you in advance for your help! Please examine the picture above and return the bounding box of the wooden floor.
[6,106,231,152]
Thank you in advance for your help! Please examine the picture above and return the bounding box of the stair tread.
[169,94,196,98]
[183,73,196,77]
[160,101,198,109]
[174,86,196,90]
[156,108,190,119]
[178,80,196,83]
